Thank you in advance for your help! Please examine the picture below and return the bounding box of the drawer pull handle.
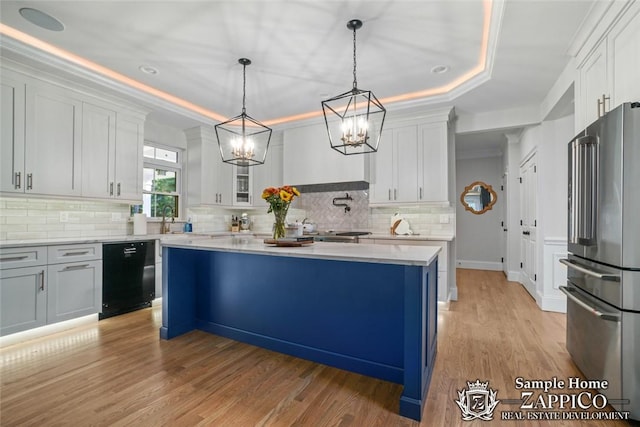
[0,255,29,262]
[63,264,90,271]
[559,286,619,322]
[559,258,619,281]
[63,251,90,257]
[40,270,45,291]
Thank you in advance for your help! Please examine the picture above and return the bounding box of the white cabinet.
[186,126,233,206]
[0,72,26,194]
[0,75,82,197]
[25,82,83,196]
[370,238,451,302]
[81,104,144,202]
[370,112,451,205]
[252,142,283,207]
[418,122,449,202]
[576,2,640,129]
[0,266,47,336]
[0,243,102,336]
[371,126,419,203]
[0,246,48,336]
[233,164,253,206]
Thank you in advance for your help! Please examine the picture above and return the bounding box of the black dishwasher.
[100,241,155,319]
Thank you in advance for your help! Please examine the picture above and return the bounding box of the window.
[133,144,182,218]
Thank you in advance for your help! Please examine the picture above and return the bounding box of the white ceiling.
[0,0,595,152]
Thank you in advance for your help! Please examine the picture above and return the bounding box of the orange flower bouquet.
[261,185,301,239]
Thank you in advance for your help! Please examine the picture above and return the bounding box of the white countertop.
[359,233,455,242]
[162,236,440,267]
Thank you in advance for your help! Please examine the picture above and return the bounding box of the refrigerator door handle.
[559,286,620,322]
[559,258,620,281]
[569,135,598,245]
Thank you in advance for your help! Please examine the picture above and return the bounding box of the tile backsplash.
[0,197,130,241]
[1,194,455,241]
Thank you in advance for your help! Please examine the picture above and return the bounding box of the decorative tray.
[263,238,314,247]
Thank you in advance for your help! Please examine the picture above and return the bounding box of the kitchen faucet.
[160,205,174,234]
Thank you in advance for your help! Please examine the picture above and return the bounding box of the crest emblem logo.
[455,379,500,421]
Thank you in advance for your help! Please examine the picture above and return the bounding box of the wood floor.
[0,269,634,426]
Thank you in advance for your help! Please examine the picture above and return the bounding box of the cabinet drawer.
[0,246,47,270]
[48,243,102,264]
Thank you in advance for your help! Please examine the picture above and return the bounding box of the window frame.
[141,142,183,219]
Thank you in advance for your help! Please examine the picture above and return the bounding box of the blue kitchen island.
[160,236,439,421]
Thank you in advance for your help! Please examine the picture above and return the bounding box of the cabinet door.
[216,157,233,206]
[370,128,395,203]
[610,5,640,108]
[0,267,47,336]
[114,115,143,201]
[394,126,419,203]
[1,75,26,194]
[25,84,82,196]
[82,103,116,198]
[47,260,102,324]
[418,122,448,202]
[581,40,608,127]
[233,164,252,206]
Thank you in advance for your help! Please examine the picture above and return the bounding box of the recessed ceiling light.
[139,65,159,75]
[19,8,64,32]
[431,65,449,74]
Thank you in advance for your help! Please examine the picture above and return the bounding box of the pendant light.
[322,19,386,155]
[216,58,271,166]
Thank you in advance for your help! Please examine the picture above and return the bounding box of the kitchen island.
[160,236,439,421]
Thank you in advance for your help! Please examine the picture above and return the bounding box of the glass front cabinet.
[233,164,252,206]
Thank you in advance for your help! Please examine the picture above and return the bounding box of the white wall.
[455,155,503,270]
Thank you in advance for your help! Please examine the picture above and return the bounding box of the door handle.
[15,172,21,189]
[559,259,620,281]
[110,182,114,196]
[27,173,33,190]
[39,270,45,291]
[522,231,530,235]
[559,286,619,322]
[117,183,121,196]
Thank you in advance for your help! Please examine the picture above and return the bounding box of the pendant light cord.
[352,25,358,90]
[242,62,247,115]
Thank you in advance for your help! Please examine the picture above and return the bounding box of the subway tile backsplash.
[1,194,455,241]
[0,197,130,241]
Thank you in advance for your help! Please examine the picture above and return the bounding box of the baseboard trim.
[456,260,503,271]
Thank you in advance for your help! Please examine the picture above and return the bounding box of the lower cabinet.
[47,260,102,324]
[0,243,102,337]
[0,266,47,336]
[370,238,451,302]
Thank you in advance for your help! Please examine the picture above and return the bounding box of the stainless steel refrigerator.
[560,102,639,420]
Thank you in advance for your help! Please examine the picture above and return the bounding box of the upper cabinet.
[576,1,640,130]
[370,108,453,205]
[1,64,147,202]
[0,71,26,194]
[283,122,369,186]
[185,126,233,206]
[252,138,283,207]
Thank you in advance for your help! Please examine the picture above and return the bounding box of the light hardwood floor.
[0,269,634,426]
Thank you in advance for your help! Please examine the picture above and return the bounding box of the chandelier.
[322,19,386,155]
[215,58,271,166]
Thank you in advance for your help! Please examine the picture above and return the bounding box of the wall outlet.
[439,214,450,224]
[60,212,69,223]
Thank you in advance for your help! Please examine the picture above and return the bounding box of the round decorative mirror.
[460,181,497,215]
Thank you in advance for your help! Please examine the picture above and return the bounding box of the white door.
[519,155,537,298]
[501,172,508,275]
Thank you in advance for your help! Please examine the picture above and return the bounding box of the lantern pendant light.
[216,58,271,166]
[322,19,386,155]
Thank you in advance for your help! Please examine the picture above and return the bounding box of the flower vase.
[272,210,287,240]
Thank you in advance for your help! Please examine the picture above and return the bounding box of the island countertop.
[161,236,440,267]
